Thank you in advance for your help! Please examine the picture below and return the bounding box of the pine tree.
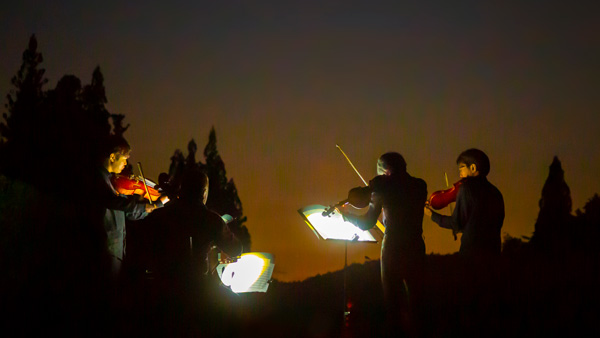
[110,113,129,137]
[1,36,118,193]
[0,35,48,177]
[81,66,111,140]
[574,194,600,254]
[531,157,575,253]
[201,127,250,251]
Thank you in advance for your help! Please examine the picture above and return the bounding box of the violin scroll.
[322,201,344,217]
[322,186,372,217]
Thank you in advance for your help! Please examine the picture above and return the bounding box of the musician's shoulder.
[413,175,427,188]
[369,175,388,190]
[206,209,226,225]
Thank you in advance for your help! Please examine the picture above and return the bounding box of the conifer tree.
[1,36,121,193]
[0,35,48,177]
[110,113,129,137]
[574,194,600,254]
[531,157,575,252]
[82,66,111,140]
[201,127,250,251]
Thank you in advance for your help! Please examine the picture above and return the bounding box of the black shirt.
[346,172,427,255]
[431,176,504,257]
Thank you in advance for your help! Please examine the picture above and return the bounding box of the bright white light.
[219,253,274,293]
[300,205,377,242]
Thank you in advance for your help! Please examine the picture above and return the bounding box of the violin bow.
[444,172,453,212]
[137,162,154,206]
[336,144,368,186]
[335,145,385,234]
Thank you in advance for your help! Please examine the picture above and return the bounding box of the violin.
[322,186,372,217]
[111,174,162,202]
[427,179,463,210]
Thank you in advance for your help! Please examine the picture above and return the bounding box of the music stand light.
[216,252,275,293]
[297,204,380,242]
[298,204,381,322]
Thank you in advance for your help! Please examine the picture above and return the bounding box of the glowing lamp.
[217,252,274,293]
[297,204,380,242]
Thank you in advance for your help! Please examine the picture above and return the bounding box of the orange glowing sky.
[2,1,599,282]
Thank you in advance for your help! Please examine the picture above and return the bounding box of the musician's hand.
[145,203,158,213]
[159,195,170,205]
[338,208,352,223]
[424,202,433,218]
[338,209,347,221]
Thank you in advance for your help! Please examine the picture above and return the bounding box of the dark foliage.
[250,249,599,338]
[0,35,129,336]
[1,35,48,181]
[0,35,125,196]
[531,157,576,253]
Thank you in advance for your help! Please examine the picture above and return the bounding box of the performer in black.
[144,167,242,336]
[340,152,427,337]
[424,148,504,258]
[95,135,170,336]
[98,135,169,279]
[424,148,504,337]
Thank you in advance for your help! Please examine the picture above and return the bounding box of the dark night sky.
[2,1,599,282]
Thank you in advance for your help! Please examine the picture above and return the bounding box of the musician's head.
[180,168,209,204]
[104,135,131,174]
[457,148,490,178]
[378,152,407,175]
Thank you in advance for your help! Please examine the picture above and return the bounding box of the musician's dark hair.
[104,135,130,158]
[457,148,490,177]
[180,167,209,201]
[379,152,407,174]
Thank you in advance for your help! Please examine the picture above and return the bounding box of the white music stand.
[215,252,275,293]
[298,204,381,322]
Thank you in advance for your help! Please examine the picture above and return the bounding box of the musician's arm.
[210,212,243,257]
[430,187,466,233]
[342,193,383,230]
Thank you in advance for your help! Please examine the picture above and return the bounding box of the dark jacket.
[431,176,504,257]
[345,173,428,256]
[147,198,242,284]
[98,167,160,260]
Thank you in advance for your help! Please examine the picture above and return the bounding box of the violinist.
[97,135,169,280]
[424,149,504,336]
[339,152,427,337]
[424,148,504,258]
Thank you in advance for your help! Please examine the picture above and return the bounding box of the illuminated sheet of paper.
[217,252,275,293]
[298,204,378,242]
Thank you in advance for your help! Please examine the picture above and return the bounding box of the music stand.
[216,252,275,293]
[298,204,382,322]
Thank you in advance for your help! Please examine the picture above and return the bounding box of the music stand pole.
[343,241,349,324]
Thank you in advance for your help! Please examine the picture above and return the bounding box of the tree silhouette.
[576,194,600,227]
[186,138,198,169]
[81,66,111,142]
[574,194,600,254]
[0,35,48,179]
[201,127,250,251]
[501,233,528,257]
[531,156,575,253]
[110,113,130,137]
[0,36,131,195]
[0,36,120,335]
